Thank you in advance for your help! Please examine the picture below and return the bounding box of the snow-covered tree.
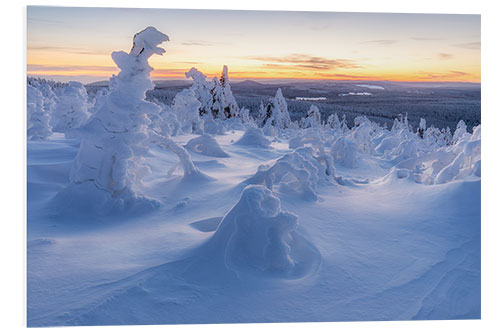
[186,65,239,120]
[27,85,52,140]
[301,105,322,128]
[452,120,471,143]
[29,79,57,117]
[186,68,213,117]
[67,27,202,205]
[417,118,426,139]
[51,81,90,134]
[258,88,291,131]
[88,87,109,114]
[219,65,239,119]
[170,89,203,134]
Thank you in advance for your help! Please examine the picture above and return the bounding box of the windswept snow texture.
[27,29,480,328]
[27,122,480,326]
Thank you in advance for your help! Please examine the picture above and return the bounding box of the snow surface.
[27,126,480,326]
[27,27,481,327]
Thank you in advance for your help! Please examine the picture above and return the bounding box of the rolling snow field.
[27,129,480,326]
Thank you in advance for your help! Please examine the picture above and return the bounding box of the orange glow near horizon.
[27,7,481,84]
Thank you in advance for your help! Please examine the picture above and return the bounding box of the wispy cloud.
[410,37,441,41]
[453,42,481,50]
[29,46,108,56]
[315,73,380,80]
[27,17,64,24]
[250,54,360,71]
[418,71,469,80]
[361,39,398,46]
[153,69,191,75]
[438,53,454,60]
[27,64,116,72]
[180,40,230,47]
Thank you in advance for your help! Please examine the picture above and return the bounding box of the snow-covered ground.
[27,128,480,326]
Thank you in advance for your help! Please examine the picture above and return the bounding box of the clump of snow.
[389,124,481,185]
[51,81,90,135]
[331,136,360,168]
[234,126,271,148]
[185,134,229,157]
[289,128,325,149]
[199,185,321,278]
[245,147,335,200]
[27,85,52,141]
[435,125,480,184]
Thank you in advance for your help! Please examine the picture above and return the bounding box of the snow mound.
[244,147,335,200]
[390,125,481,185]
[234,126,271,148]
[185,134,229,157]
[195,185,321,279]
[331,136,360,168]
[289,128,325,149]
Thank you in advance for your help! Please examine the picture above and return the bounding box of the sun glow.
[27,7,480,84]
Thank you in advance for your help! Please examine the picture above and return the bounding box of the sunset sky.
[27,6,481,84]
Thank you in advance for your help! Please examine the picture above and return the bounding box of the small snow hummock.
[245,147,336,201]
[193,185,321,278]
[185,134,229,157]
[234,126,271,148]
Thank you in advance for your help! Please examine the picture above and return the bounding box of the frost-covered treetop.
[130,26,170,58]
[110,27,169,101]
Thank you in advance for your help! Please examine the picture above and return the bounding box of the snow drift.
[183,185,321,280]
[245,147,336,200]
[185,134,229,157]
